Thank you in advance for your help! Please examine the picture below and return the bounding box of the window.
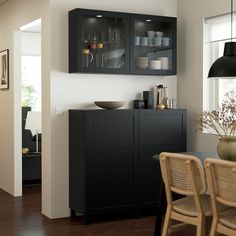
[204,13,236,111]
[21,55,41,111]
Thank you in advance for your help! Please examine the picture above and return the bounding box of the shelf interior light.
[146,19,152,22]
[96,15,103,18]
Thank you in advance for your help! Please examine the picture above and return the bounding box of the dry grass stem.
[196,90,236,138]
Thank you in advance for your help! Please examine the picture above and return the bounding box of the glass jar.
[90,42,97,68]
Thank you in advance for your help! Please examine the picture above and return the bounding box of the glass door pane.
[130,14,176,75]
[80,11,129,73]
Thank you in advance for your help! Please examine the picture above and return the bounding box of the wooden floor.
[0,186,198,236]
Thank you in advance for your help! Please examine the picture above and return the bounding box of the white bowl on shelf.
[149,59,161,70]
[136,63,148,69]
[135,57,148,69]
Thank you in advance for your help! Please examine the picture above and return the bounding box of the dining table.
[153,151,219,236]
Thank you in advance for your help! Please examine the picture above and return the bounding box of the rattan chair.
[205,158,236,236]
[160,152,212,236]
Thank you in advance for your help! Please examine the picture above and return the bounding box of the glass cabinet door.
[69,9,129,74]
[130,14,176,75]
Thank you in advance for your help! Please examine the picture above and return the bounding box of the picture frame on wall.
[0,49,9,90]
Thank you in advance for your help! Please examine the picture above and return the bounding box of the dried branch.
[196,90,236,138]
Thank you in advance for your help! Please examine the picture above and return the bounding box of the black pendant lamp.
[208,0,236,78]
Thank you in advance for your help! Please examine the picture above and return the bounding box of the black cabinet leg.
[70,209,76,217]
[83,214,90,225]
[154,210,164,236]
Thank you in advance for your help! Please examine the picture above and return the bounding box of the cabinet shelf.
[135,45,173,51]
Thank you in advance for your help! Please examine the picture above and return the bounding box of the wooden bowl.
[94,101,125,110]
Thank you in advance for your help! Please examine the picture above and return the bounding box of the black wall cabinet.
[69,109,186,222]
[69,8,177,75]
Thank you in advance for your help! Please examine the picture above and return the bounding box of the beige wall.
[0,0,228,220]
[0,0,178,219]
[3,0,223,219]
[49,0,178,218]
[177,0,229,151]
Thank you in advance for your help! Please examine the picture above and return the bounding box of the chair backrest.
[205,158,236,208]
[160,152,206,196]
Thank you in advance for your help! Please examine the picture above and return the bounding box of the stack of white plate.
[135,57,148,69]
[158,57,169,70]
[149,59,161,70]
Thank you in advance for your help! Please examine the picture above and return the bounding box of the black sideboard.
[69,109,186,223]
[22,152,41,185]
[22,107,42,185]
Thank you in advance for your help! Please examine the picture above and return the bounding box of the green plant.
[22,85,36,108]
[196,90,236,138]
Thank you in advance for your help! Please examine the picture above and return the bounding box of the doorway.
[20,19,42,190]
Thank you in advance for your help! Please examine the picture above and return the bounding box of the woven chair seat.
[160,153,212,235]
[173,195,227,217]
[205,158,236,236]
[219,208,236,230]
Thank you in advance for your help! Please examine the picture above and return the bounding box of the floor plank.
[0,186,199,236]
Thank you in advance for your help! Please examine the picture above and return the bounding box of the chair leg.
[209,217,217,236]
[196,216,205,236]
[162,207,172,236]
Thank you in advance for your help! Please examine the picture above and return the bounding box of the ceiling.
[0,0,9,7]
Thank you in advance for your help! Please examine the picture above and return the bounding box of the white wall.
[21,32,41,55]
[49,0,177,218]
[0,0,49,198]
[177,0,229,151]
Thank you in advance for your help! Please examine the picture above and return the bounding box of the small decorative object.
[94,101,125,110]
[156,104,165,110]
[22,147,29,155]
[217,136,236,161]
[0,49,9,90]
[133,100,145,109]
[156,84,168,109]
[143,91,153,109]
[196,90,236,161]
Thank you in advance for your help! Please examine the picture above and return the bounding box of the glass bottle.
[82,49,93,68]
[90,41,97,68]
[96,43,104,68]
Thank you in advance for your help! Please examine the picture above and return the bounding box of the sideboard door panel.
[139,109,186,146]
[86,110,137,149]
[138,145,186,209]
[86,148,136,212]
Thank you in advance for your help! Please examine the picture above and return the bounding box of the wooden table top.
[153,151,219,164]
